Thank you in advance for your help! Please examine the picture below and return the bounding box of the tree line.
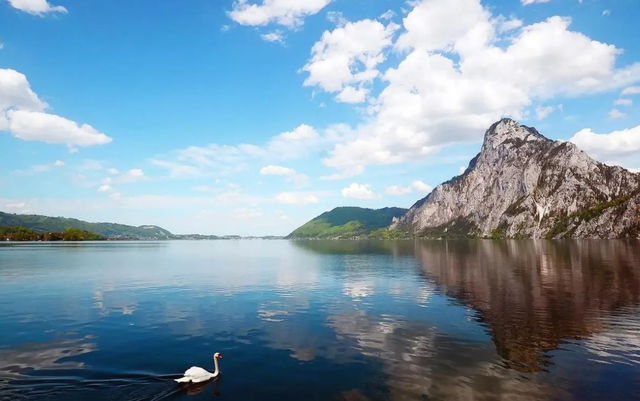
[0,226,105,241]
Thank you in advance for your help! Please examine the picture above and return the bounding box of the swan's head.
[214,352,223,359]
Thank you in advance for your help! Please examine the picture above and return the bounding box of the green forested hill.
[0,211,173,238]
[286,207,408,239]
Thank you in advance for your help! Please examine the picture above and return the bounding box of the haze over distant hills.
[0,211,286,240]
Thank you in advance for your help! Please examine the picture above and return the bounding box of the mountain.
[286,207,408,239]
[0,211,173,239]
[389,118,640,239]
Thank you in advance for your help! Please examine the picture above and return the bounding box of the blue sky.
[1,0,639,236]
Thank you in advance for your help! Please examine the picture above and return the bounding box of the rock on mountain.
[389,118,640,239]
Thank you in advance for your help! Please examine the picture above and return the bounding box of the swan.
[175,352,223,383]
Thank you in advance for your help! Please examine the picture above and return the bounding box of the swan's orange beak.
[217,354,223,359]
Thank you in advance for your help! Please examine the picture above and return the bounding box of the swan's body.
[175,352,222,384]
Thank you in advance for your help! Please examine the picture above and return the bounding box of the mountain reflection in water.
[413,240,640,372]
[0,240,639,400]
[295,239,640,400]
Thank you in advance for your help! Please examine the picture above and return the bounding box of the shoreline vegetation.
[0,226,105,241]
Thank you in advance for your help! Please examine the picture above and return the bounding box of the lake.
[0,240,639,401]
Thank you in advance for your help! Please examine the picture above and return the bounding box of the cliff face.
[390,118,640,239]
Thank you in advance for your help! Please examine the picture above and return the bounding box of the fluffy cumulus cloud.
[341,183,381,200]
[228,0,332,28]
[6,0,67,15]
[385,181,432,196]
[521,0,553,4]
[569,125,640,161]
[303,0,640,178]
[0,69,111,148]
[302,18,399,104]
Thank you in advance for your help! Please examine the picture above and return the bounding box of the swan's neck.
[212,357,219,375]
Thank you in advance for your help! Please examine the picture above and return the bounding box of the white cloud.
[336,86,368,103]
[260,165,296,175]
[609,109,625,119]
[260,165,309,188]
[380,10,395,20]
[97,184,111,193]
[275,192,319,205]
[107,168,118,174]
[13,159,69,175]
[228,0,332,28]
[602,10,610,16]
[341,183,381,200]
[536,104,562,121]
[0,39,3,50]
[384,180,432,196]
[261,31,285,43]
[614,98,632,107]
[535,105,557,120]
[0,68,47,112]
[151,124,327,179]
[569,125,640,160]
[521,0,553,4]
[0,69,111,147]
[459,166,466,174]
[231,207,263,220]
[115,169,145,183]
[301,18,399,103]
[495,16,523,32]
[311,0,640,177]
[410,180,433,192]
[621,86,640,95]
[6,0,67,16]
[6,110,111,146]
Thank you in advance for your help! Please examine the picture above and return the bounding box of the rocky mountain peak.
[390,119,640,239]
[482,118,547,151]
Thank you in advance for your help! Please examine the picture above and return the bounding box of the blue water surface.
[0,240,639,400]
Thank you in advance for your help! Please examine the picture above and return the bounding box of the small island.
[0,226,105,241]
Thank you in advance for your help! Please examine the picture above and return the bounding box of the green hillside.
[0,211,173,239]
[286,207,408,239]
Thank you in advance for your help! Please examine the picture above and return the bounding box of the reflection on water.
[0,240,639,400]
[415,240,640,373]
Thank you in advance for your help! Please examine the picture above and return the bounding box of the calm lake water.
[1,240,639,401]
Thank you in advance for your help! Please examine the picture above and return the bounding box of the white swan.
[175,352,223,383]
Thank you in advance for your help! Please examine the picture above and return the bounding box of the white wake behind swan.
[175,352,223,383]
